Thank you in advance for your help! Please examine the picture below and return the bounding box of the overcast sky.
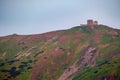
[0,0,120,36]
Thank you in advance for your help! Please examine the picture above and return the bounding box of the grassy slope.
[0,25,120,80]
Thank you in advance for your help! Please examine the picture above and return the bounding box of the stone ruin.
[80,19,98,26]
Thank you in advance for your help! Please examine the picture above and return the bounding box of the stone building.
[80,19,98,26]
[87,20,98,26]
[94,21,98,25]
[87,20,94,26]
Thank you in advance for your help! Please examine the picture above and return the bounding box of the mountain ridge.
[0,24,120,80]
[0,24,119,38]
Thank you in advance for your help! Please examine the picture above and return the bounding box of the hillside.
[0,25,120,80]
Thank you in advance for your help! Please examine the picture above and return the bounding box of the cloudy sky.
[0,0,120,36]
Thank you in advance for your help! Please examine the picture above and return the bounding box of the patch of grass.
[95,25,109,32]
[18,70,31,80]
[43,73,50,80]
[100,34,112,43]
[80,27,93,35]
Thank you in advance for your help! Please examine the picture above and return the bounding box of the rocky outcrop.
[58,46,100,80]
[0,52,6,59]
[15,46,36,59]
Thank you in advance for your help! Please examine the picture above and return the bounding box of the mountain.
[0,24,120,80]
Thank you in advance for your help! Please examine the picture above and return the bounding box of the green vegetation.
[18,70,31,80]
[81,27,93,35]
[0,25,120,80]
[101,34,112,43]
[73,55,120,80]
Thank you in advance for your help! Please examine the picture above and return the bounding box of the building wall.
[94,21,98,25]
[80,20,98,26]
[87,20,98,26]
[87,20,93,26]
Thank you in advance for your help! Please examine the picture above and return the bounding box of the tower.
[87,19,93,26]
[94,21,98,25]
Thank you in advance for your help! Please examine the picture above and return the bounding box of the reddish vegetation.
[12,35,25,41]
[51,49,64,59]
[59,35,68,43]
[96,75,119,80]
[104,52,119,58]
[43,31,60,40]
[30,55,50,80]
[92,30,102,43]
[66,52,75,64]
[0,36,5,41]
[23,34,41,42]
[30,48,65,80]
[74,31,85,44]
[93,34,100,42]
[75,32,85,39]
[0,36,12,42]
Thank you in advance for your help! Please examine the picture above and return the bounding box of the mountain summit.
[0,23,120,80]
